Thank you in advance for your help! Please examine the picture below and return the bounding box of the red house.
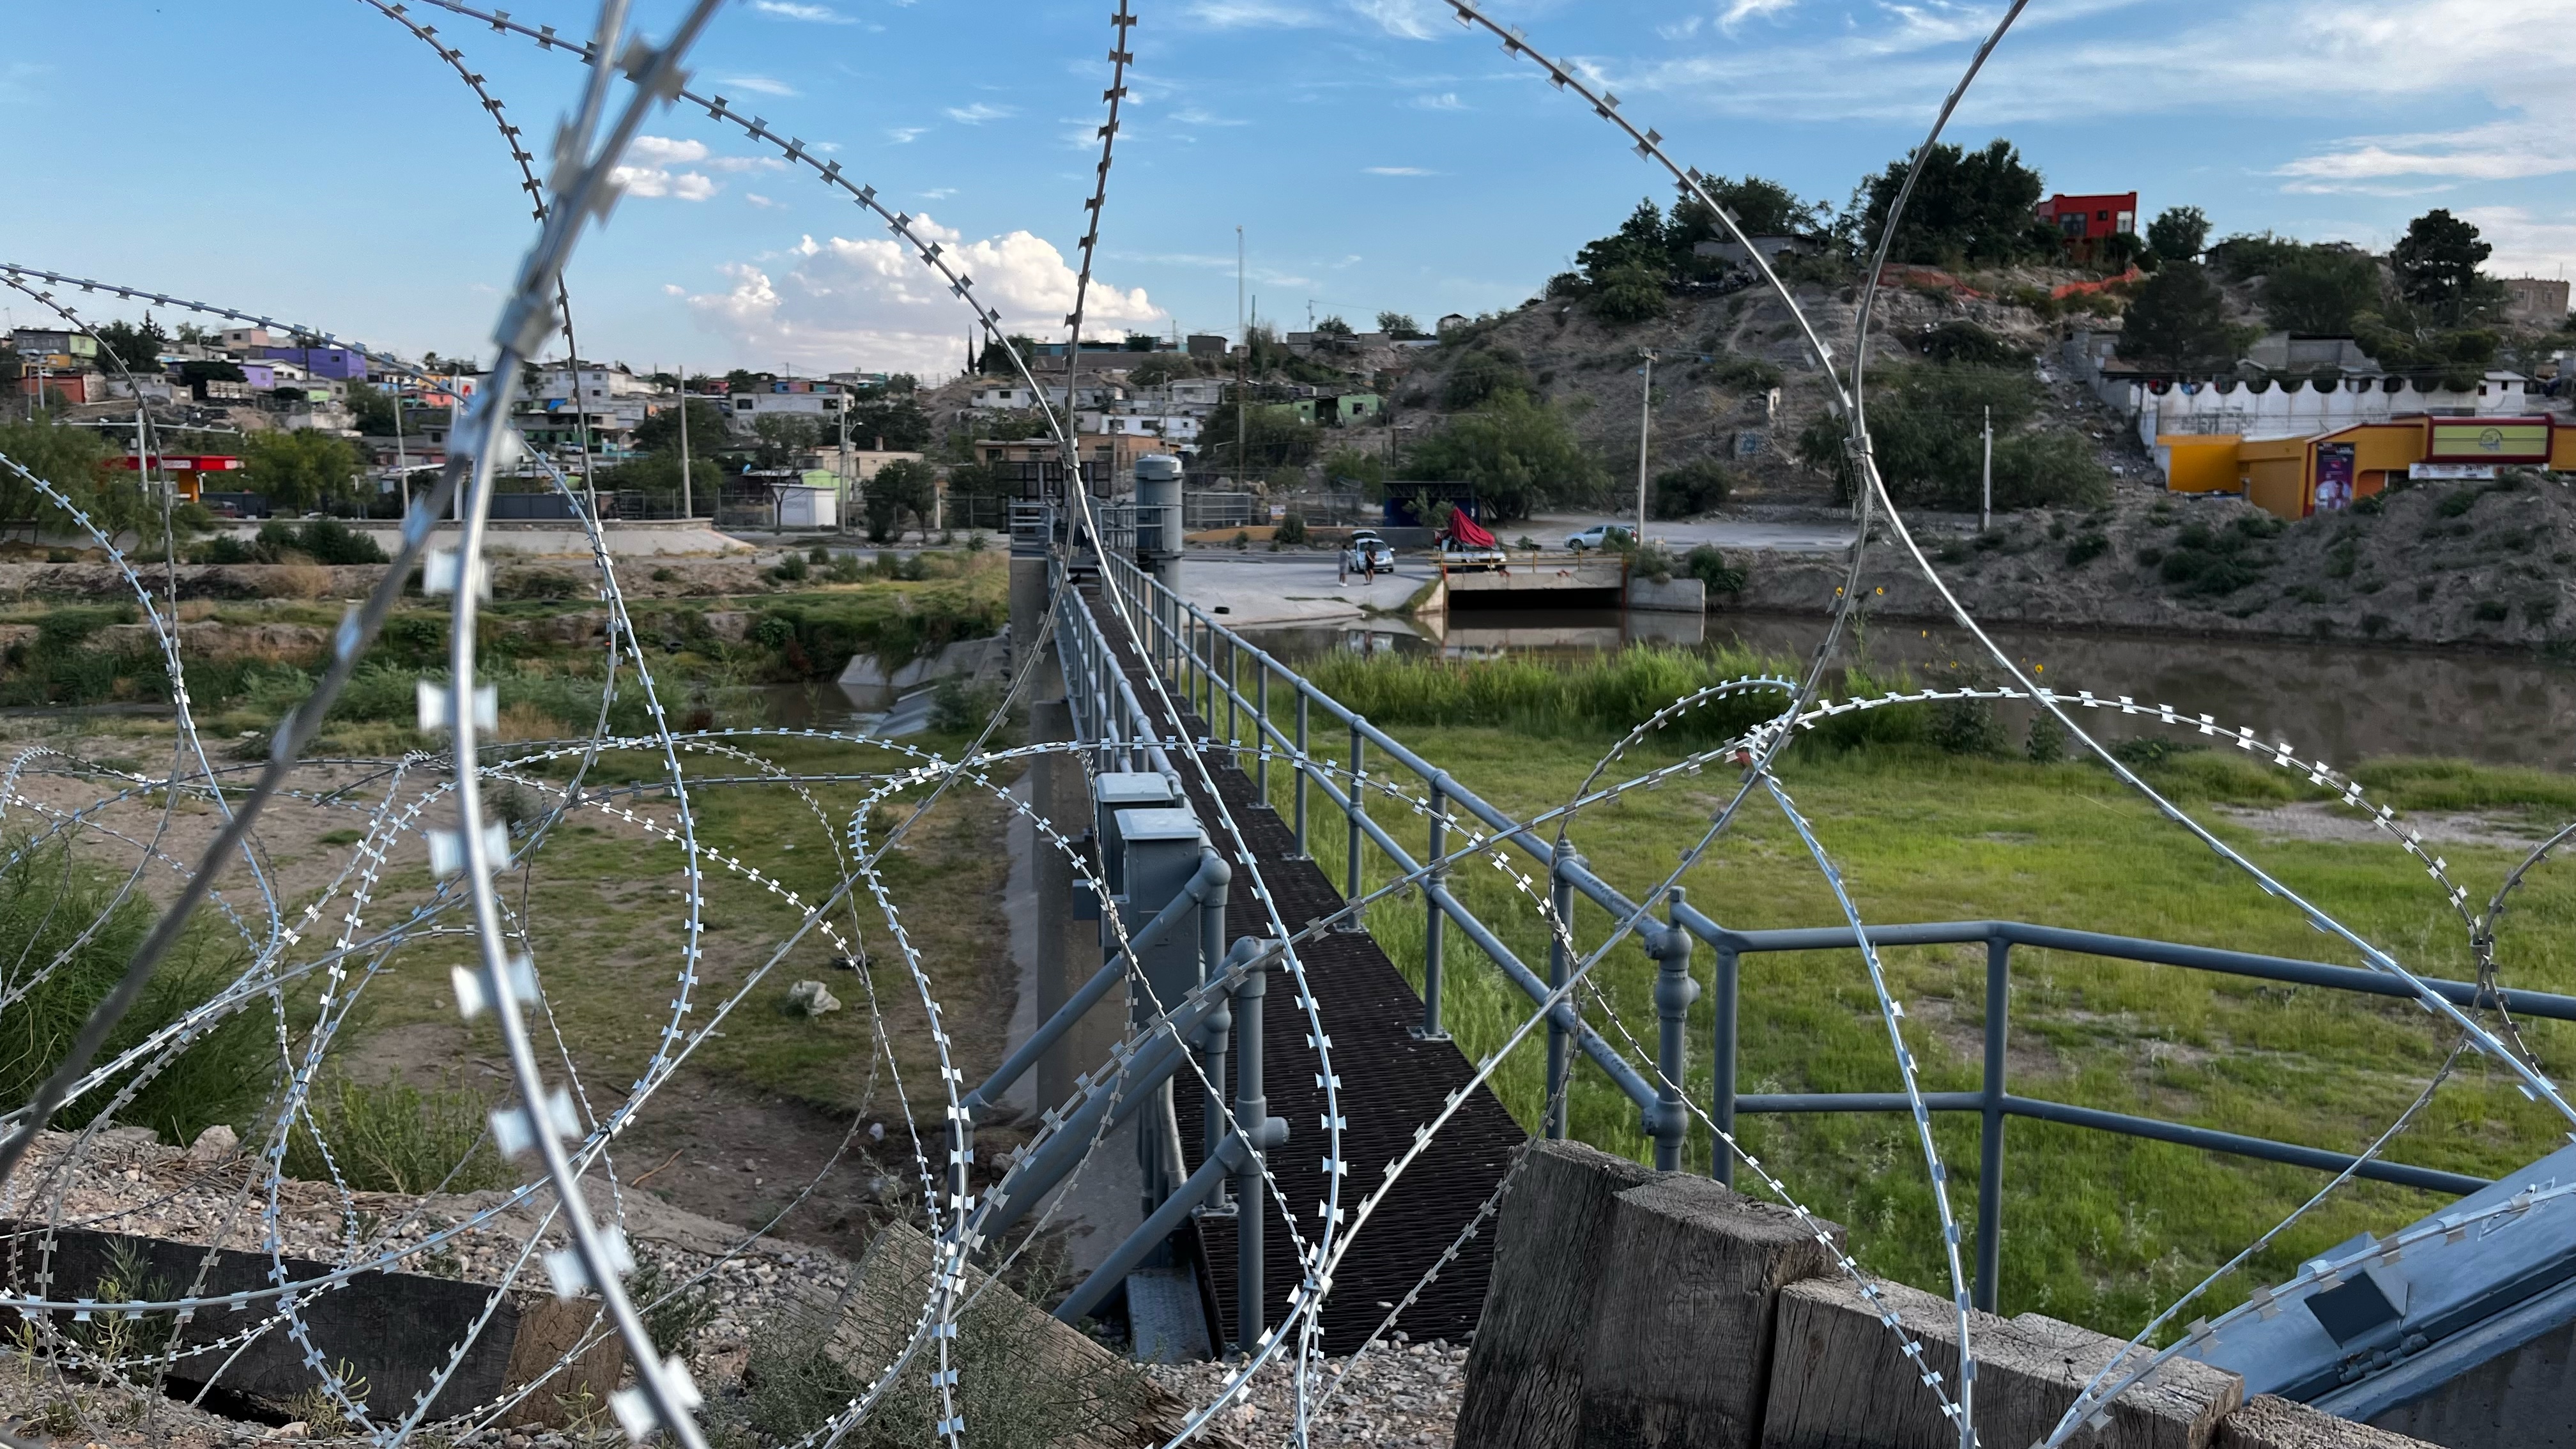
[2035,191,2137,261]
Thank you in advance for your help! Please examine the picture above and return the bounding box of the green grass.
[1250,653,2576,1338]
[0,838,270,1146]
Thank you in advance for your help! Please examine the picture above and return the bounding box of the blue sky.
[5,0,2569,378]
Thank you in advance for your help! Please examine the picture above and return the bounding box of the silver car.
[1343,532,1397,573]
[1564,524,1634,553]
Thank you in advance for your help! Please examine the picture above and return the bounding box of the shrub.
[2025,710,2066,764]
[1276,510,1310,546]
[1927,694,2009,756]
[281,1078,511,1194]
[2436,489,2480,519]
[931,675,1008,733]
[2473,599,2510,622]
[2063,532,2109,567]
[0,839,268,1145]
[1651,458,1733,519]
[1684,545,1746,595]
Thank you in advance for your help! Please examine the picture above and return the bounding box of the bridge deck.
[1087,585,1524,1353]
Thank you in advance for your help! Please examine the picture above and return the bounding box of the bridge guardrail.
[1062,544,2576,1312]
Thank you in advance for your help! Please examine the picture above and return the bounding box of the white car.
[1342,532,1396,573]
[1565,525,1634,553]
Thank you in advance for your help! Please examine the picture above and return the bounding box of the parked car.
[1564,524,1634,553]
[1342,530,1396,574]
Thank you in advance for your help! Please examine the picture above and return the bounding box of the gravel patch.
[1143,1340,1466,1448]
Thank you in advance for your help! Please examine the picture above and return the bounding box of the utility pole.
[838,381,853,536]
[1236,226,1248,489]
[1636,349,1656,548]
[678,366,695,522]
[1980,404,1993,533]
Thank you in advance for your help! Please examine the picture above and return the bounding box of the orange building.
[2157,416,2576,520]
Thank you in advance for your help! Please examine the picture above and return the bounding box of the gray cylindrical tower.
[1135,453,1184,581]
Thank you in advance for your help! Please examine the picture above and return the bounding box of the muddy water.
[1244,610,2576,770]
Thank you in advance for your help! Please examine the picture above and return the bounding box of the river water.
[1243,610,2576,770]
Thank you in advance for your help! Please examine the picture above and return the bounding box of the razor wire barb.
[0,3,2566,1446]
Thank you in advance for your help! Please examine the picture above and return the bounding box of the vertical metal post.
[1418,782,1448,1041]
[1292,693,1310,858]
[1344,721,1367,919]
[1712,946,1739,1187]
[1225,635,1240,767]
[1975,935,2010,1312]
[1232,949,1269,1354]
[1200,857,1234,1211]
[1545,845,1574,1140]
[1254,665,1270,805]
[1648,888,1699,1173]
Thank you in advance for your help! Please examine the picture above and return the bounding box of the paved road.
[1527,511,1857,554]
[1170,552,1431,625]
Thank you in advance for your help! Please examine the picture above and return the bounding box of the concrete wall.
[203,518,755,556]
[1458,1143,2432,1449]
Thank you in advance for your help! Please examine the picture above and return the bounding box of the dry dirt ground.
[0,718,1027,1264]
[1725,467,2576,652]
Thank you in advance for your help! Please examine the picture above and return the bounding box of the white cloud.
[1622,0,2571,126]
[751,1,855,20]
[1413,92,1466,111]
[721,75,801,98]
[1171,106,1247,126]
[1182,0,1320,27]
[615,166,719,201]
[1345,0,1445,39]
[1720,0,1798,31]
[627,135,710,165]
[885,126,929,144]
[2278,119,2576,192]
[746,193,782,209]
[2454,206,2576,282]
[683,218,1167,375]
[1365,165,1436,176]
[945,102,1015,124]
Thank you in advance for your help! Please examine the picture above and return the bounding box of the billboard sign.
[2426,418,2552,463]
[2314,441,2356,513]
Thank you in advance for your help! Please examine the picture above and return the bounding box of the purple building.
[259,345,369,380]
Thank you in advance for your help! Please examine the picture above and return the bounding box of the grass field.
[1245,648,2576,1338]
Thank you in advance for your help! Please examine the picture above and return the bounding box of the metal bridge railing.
[1062,546,2576,1312]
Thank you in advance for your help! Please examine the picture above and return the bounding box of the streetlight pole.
[678,367,694,523]
[1980,404,1993,533]
[1636,349,1656,547]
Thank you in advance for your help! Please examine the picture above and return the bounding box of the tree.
[91,318,169,376]
[1856,139,2055,266]
[1797,363,2107,511]
[1124,332,1160,351]
[725,368,772,394]
[1314,315,1354,339]
[241,429,363,512]
[863,458,935,542]
[1673,176,1825,242]
[1587,264,1667,325]
[2260,247,2383,334]
[1197,401,1319,472]
[2392,209,2495,323]
[344,378,399,436]
[0,417,113,530]
[1377,312,1425,339]
[1441,346,1528,409]
[2146,206,2209,264]
[596,451,719,512]
[2119,261,2237,372]
[1651,457,1731,519]
[845,394,932,452]
[1397,393,1601,522]
[1576,199,1673,285]
[976,335,1042,374]
[751,414,824,468]
[632,398,728,456]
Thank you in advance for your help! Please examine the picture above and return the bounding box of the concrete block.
[1627,576,1708,613]
[1763,1275,2242,1449]
[0,1220,618,1424]
[2216,1395,2437,1449]
[1455,1141,1659,1449]
[1577,1173,1846,1448]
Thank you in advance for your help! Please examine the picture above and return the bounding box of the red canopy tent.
[1442,510,1496,549]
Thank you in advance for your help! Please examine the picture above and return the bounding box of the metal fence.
[1063,544,2576,1312]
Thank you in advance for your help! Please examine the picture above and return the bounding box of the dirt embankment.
[0,552,796,605]
[1723,472,2576,650]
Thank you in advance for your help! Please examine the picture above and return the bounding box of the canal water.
[1241,609,2576,770]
